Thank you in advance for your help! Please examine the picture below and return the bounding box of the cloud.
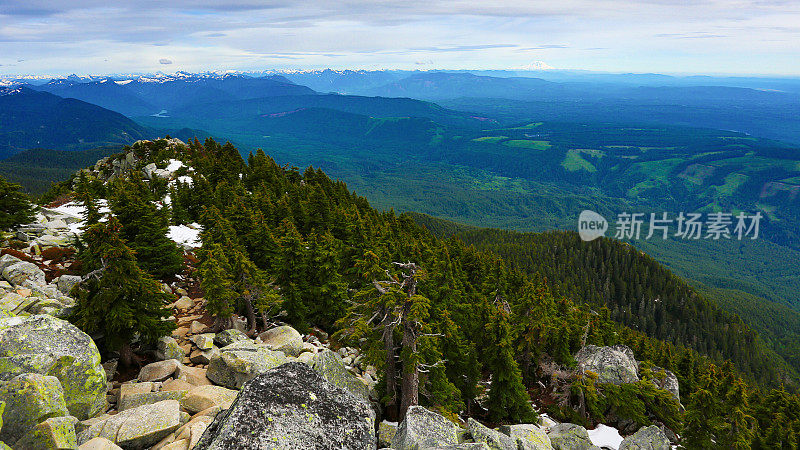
[159,58,173,64]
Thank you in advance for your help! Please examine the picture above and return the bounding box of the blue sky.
[0,0,798,76]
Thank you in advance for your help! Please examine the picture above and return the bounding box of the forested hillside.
[39,137,800,447]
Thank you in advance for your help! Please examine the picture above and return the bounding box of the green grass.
[472,136,508,143]
[715,173,749,196]
[561,149,597,173]
[503,140,552,150]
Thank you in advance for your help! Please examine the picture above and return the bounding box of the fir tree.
[109,176,183,278]
[485,296,537,424]
[0,174,34,230]
[70,216,175,366]
[196,241,237,329]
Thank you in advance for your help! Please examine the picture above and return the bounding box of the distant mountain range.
[0,87,150,159]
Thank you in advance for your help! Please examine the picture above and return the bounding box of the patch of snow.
[176,175,193,185]
[115,79,133,85]
[165,159,185,173]
[168,223,202,248]
[588,424,624,450]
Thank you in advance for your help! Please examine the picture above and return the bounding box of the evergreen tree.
[109,176,183,278]
[70,216,175,365]
[196,241,237,329]
[485,297,537,424]
[0,174,34,230]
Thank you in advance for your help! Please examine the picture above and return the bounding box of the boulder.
[57,275,82,295]
[618,425,670,450]
[191,333,216,350]
[180,385,238,414]
[213,329,249,347]
[189,346,220,365]
[194,362,376,449]
[176,366,212,386]
[467,418,517,450]
[311,349,370,401]
[258,325,303,356]
[157,336,185,361]
[575,345,639,385]
[548,423,600,450]
[119,390,187,411]
[378,420,398,447]
[206,340,289,389]
[77,400,182,449]
[647,366,680,403]
[138,359,181,382]
[3,261,46,286]
[78,437,123,449]
[498,424,552,450]
[173,296,194,310]
[0,315,106,419]
[0,255,21,272]
[0,373,69,445]
[429,445,490,450]
[14,415,78,450]
[391,405,459,449]
[0,292,26,312]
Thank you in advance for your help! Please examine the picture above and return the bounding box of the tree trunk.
[119,342,134,368]
[242,296,257,337]
[399,318,419,420]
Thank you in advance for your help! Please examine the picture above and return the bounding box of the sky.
[0,0,798,77]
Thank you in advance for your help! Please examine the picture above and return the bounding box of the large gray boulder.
[0,315,107,419]
[575,345,639,385]
[3,260,46,286]
[467,418,517,450]
[194,362,376,449]
[548,423,600,450]
[14,415,79,450]
[498,424,552,450]
[57,275,82,295]
[311,349,370,401]
[213,329,249,347]
[618,425,670,450]
[258,325,303,357]
[647,366,680,403]
[391,405,460,449]
[0,373,69,445]
[77,400,182,449]
[206,340,289,389]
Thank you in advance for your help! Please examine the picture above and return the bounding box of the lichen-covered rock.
[618,425,670,450]
[467,418,517,450]
[3,260,46,286]
[194,362,376,449]
[646,366,680,403]
[574,345,639,385]
[498,424,552,450]
[192,333,216,350]
[180,385,239,414]
[0,315,106,419]
[77,400,182,449]
[0,255,21,272]
[548,423,600,450]
[14,415,78,450]
[77,437,123,449]
[157,336,185,361]
[378,420,398,448]
[311,349,370,401]
[206,340,289,389]
[57,275,82,296]
[391,405,459,449]
[429,445,491,450]
[213,329,249,348]
[257,325,303,357]
[0,373,69,445]
[138,359,181,382]
[119,390,187,411]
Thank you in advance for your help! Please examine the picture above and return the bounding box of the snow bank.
[588,424,624,450]
[166,159,186,173]
[168,223,202,248]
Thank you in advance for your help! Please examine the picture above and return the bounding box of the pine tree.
[70,216,175,366]
[485,296,537,424]
[0,174,34,230]
[109,177,183,278]
[196,241,237,329]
